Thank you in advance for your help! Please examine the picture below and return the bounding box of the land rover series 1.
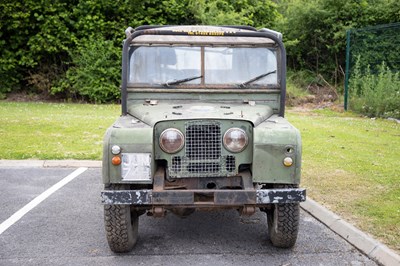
[101,25,306,253]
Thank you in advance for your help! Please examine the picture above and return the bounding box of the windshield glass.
[128,46,277,86]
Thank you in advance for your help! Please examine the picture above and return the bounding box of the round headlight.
[159,128,184,154]
[223,128,248,153]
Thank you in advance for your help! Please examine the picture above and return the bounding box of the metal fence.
[344,22,400,110]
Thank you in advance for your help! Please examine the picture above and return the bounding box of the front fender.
[252,115,301,184]
[102,116,153,184]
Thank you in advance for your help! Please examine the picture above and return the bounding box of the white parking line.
[0,167,88,235]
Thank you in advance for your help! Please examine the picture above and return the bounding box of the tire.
[266,185,300,248]
[104,185,139,253]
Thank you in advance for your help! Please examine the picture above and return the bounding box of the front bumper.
[101,188,306,206]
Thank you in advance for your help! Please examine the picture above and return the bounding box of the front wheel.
[264,184,300,248]
[267,202,300,248]
[103,184,139,253]
[104,204,139,253]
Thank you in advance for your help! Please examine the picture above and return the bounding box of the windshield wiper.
[240,70,276,88]
[162,75,202,87]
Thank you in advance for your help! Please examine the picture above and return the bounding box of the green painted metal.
[103,108,301,185]
[127,92,281,113]
[103,25,302,189]
[127,101,274,127]
[252,115,301,184]
[154,119,253,178]
[102,116,153,184]
[102,128,112,184]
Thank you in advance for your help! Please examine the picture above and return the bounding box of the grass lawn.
[287,108,400,252]
[0,102,119,160]
[1,101,399,252]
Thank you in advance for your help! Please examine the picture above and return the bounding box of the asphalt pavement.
[0,166,385,265]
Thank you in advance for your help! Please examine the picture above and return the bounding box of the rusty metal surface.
[152,167,165,192]
[239,206,256,216]
[164,176,244,190]
[153,190,256,206]
[100,188,306,206]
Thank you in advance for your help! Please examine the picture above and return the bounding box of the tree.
[277,0,400,84]
[0,0,194,100]
[189,0,279,27]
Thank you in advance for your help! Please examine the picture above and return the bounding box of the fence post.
[344,29,351,111]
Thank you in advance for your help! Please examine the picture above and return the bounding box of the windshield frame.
[126,44,281,89]
[121,27,287,117]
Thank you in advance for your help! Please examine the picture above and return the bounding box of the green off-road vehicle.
[101,25,306,253]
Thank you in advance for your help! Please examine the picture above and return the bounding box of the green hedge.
[0,0,279,103]
[349,57,400,119]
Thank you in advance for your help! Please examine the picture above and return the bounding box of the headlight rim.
[223,127,248,153]
[159,128,185,154]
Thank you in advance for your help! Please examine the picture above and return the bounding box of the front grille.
[187,162,220,173]
[225,155,236,172]
[169,121,237,178]
[186,122,221,160]
[171,157,182,172]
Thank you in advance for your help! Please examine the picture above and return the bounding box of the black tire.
[104,185,139,253]
[266,185,300,248]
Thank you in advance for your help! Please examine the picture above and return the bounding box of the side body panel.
[102,116,153,184]
[252,115,301,184]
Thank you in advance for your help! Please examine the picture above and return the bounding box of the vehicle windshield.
[128,46,278,87]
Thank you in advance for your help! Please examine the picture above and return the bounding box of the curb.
[0,160,399,265]
[301,198,400,266]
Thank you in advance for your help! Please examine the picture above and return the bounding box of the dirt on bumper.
[101,188,306,206]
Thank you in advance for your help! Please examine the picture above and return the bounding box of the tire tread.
[267,184,300,248]
[104,184,138,253]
